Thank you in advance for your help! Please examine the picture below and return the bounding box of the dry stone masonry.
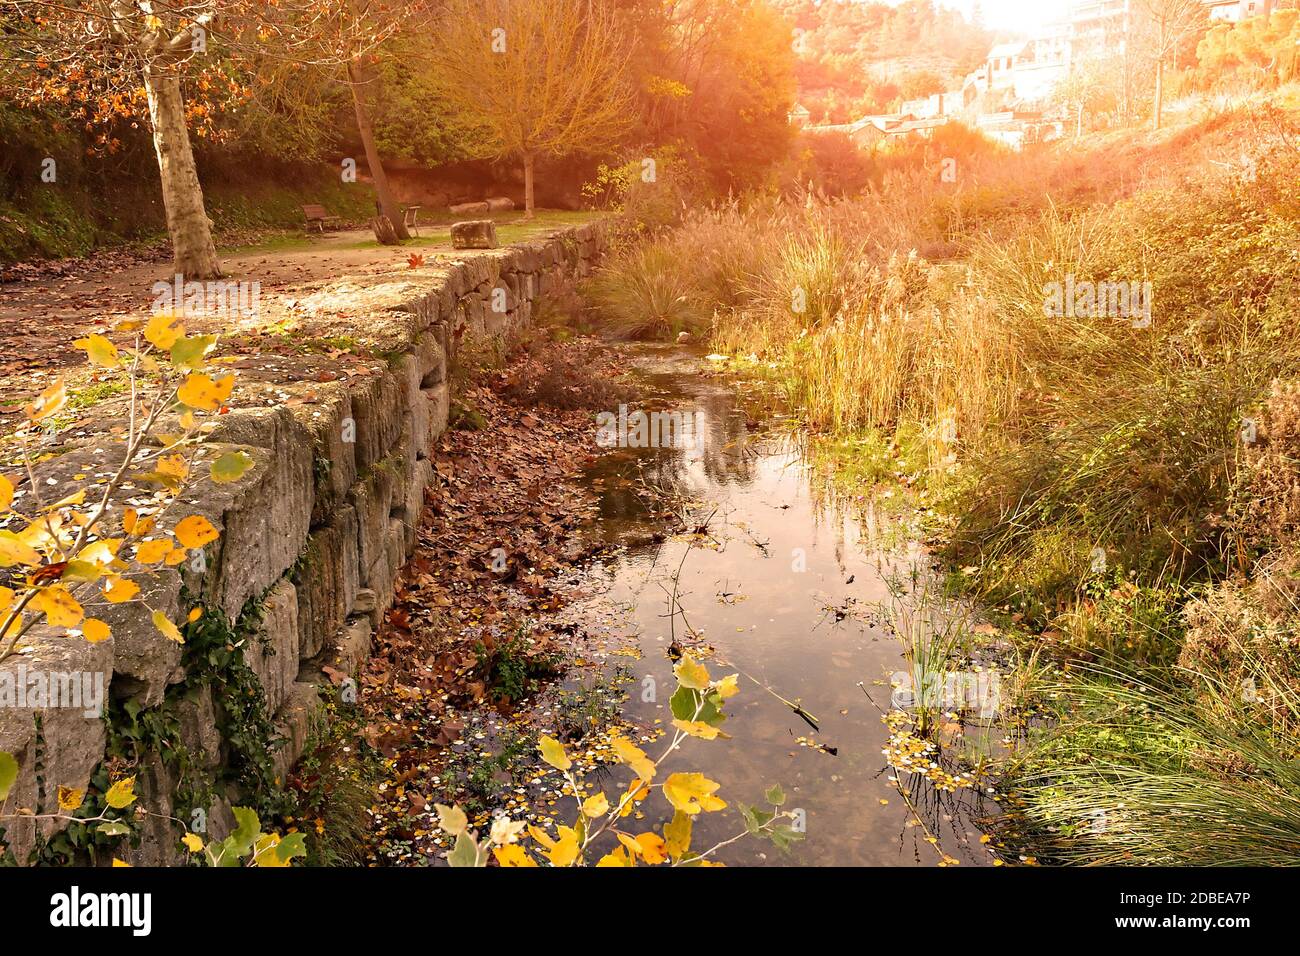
[0,220,610,865]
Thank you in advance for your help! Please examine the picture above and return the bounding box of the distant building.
[1068,0,1135,61]
[790,0,1249,156]
[901,97,937,118]
[1204,0,1275,21]
[788,103,812,129]
[987,40,1031,91]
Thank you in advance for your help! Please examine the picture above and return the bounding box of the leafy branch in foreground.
[434,652,802,866]
[0,310,252,663]
[0,309,255,854]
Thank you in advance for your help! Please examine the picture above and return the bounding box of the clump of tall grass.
[1006,664,1300,865]
[584,240,707,339]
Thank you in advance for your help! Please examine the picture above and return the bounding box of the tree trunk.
[1154,57,1165,131]
[523,153,536,220]
[142,63,221,280]
[347,60,410,241]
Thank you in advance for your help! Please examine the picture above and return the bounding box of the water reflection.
[570,345,997,866]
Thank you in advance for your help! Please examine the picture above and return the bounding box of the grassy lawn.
[340,209,603,252]
[217,210,602,259]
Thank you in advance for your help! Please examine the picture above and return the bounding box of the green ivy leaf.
[0,752,17,801]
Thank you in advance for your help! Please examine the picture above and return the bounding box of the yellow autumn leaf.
[672,719,727,740]
[635,832,668,864]
[57,786,85,812]
[44,490,86,512]
[0,474,13,512]
[1,611,23,640]
[581,792,609,818]
[619,778,650,817]
[596,846,634,867]
[663,772,727,815]
[24,377,66,422]
[156,455,189,481]
[112,859,132,867]
[492,844,537,867]
[61,560,102,584]
[134,539,173,565]
[105,776,137,809]
[714,673,741,699]
[253,835,292,867]
[187,606,203,623]
[434,803,468,836]
[73,333,119,368]
[145,312,184,350]
[177,373,233,412]
[173,515,218,549]
[527,824,580,867]
[103,577,140,604]
[0,531,42,568]
[32,586,84,628]
[610,735,656,782]
[79,539,123,565]
[182,832,204,853]
[163,547,188,566]
[538,735,571,772]
[674,652,711,689]
[82,618,111,643]
[664,809,692,861]
[151,609,184,644]
[0,586,12,613]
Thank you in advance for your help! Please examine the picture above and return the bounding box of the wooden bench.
[403,204,422,237]
[302,204,342,233]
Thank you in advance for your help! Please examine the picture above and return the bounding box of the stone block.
[244,579,299,716]
[0,626,112,864]
[271,682,324,785]
[349,370,406,472]
[294,506,360,661]
[451,220,499,250]
[349,465,396,591]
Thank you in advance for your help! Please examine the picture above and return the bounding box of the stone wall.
[0,220,611,865]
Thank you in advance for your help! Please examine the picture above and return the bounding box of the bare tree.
[1132,0,1208,130]
[426,0,634,218]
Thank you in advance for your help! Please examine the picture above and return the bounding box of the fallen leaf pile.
[354,337,653,863]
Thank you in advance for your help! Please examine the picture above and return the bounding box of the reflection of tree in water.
[586,384,765,527]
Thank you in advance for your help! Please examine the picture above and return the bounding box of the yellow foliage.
[663,772,727,815]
